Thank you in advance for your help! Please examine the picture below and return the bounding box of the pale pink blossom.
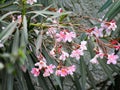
[90,55,99,64]
[27,0,37,5]
[56,65,76,77]
[46,27,57,38]
[91,27,103,37]
[52,19,57,24]
[56,68,68,77]
[101,20,117,36]
[17,15,22,24]
[43,70,50,77]
[50,48,56,57]
[35,61,47,69]
[107,53,119,64]
[56,31,66,42]
[46,64,56,74]
[67,65,76,75]
[96,48,104,59]
[70,49,84,60]
[37,54,46,62]
[57,8,63,13]
[31,68,40,77]
[65,32,76,42]
[55,70,61,76]
[80,41,87,50]
[43,64,56,77]
[59,51,69,61]
[108,21,117,31]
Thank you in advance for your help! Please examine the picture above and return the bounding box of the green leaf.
[59,14,68,22]
[35,31,42,56]
[0,11,20,21]
[37,75,50,90]
[87,39,95,58]
[98,0,112,13]
[98,58,114,85]
[79,56,86,90]
[72,73,81,90]
[54,75,62,89]
[1,72,14,90]
[104,0,120,20]
[85,64,97,89]
[7,74,14,90]
[23,15,28,43]
[0,21,18,42]
[0,0,6,4]
[23,71,35,90]
[15,65,28,90]
[12,29,19,55]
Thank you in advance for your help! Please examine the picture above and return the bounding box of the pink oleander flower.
[91,27,104,37]
[37,54,46,62]
[35,61,47,69]
[50,48,56,57]
[67,65,76,75]
[65,32,76,42]
[90,55,99,64]
[55,70,61,76]
[43,64,56,77]
[17,15,22,24]
[70,49,84,60]
[101,20,117,36]
[57,8,63,13]
[43,70,50,77]
[108,20,117,31]
[56,68,68,77]
[31,68,40,77]
[97,49,104,59]
[46,27,57,38]
[59,51,69,61]
[56,65,76,77]
[56,31,66,42]
[46,64,56,74]
[27,0,37,5]
[107,53,119,64]
[80,41,87,50]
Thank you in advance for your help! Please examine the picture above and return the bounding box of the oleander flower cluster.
[31,8,119,77]
[31,54,76,77]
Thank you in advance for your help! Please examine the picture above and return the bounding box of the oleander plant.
[0,0,120,90]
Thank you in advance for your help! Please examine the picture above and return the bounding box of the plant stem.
[22,0,26,15]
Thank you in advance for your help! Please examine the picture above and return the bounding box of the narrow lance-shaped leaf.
[79,56,86,90]
[98,58,115,85]
[12,29,19,55]
[104,0,120,19]
[15,64,28,90]
[1,69,14,90]
[35,30,43,56]
[85,63,97,89]
[98,0,112,13]
[0,21,18,42]
[7,74,14,90]
[0,11,20,21]
[23,15,28,43]
[72,73,81,90]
